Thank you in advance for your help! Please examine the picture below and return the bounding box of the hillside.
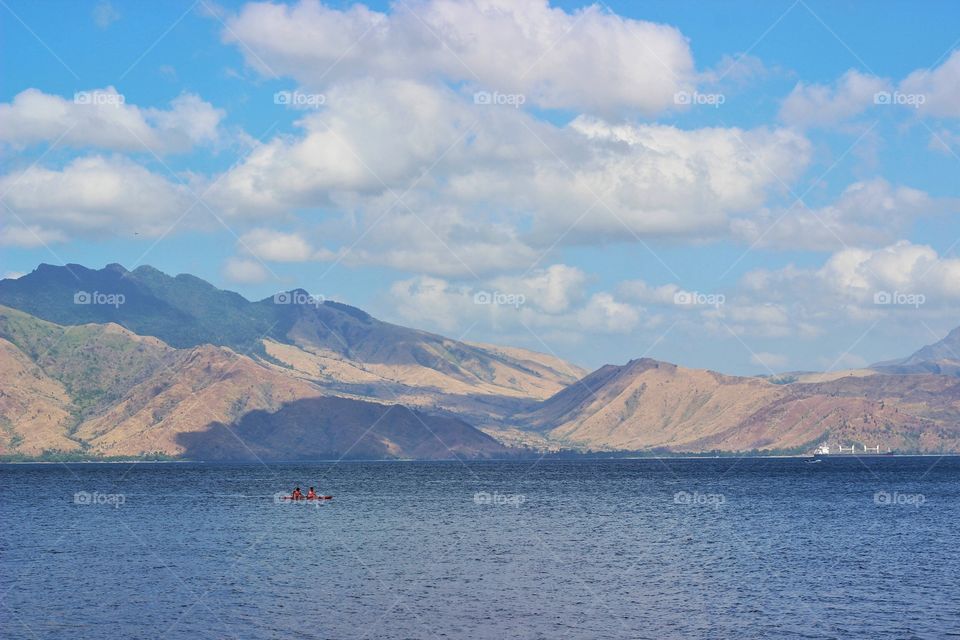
[4,263,960,458]
[518,358,960,453]
[0,264,585,425]
[0,306,508,460]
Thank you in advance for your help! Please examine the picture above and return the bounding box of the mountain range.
[1,263,959,460]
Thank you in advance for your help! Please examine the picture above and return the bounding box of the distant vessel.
[811,443,892,457]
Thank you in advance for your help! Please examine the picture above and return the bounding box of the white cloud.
[779,70,889,128]
[899,50,960,118]
[621,241,960,349]
[387,264,639,336]
[2,271,26,280]
[322,206,542,277]
[0,88,225,154]
[206,79,810,275]
[733,241,960,335]
[223,0,695,115]
[778,51,960,126]
[576,293,640,334]
[389,275,469,332]
[730,179,948,251]
[208,80,469,215]
[701,53,771,87]
[489,264,587,314]
[221,257,271,284]
[239,228,316,262]
[551,118,810,241]
[0,155,196,240]
[617,280,681,305]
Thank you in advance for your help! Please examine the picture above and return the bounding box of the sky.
[2,0,960,375]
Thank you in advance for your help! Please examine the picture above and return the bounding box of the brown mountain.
[0,264,586,427]
[0,306,506,460]
[5,260,960,458]
[517,358,960,453]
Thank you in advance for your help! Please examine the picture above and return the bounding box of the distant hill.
[514,357,960,453]
[5,263,960,458]
[872,325,960,375]
[0,264,586,427]
[0,305,506,460]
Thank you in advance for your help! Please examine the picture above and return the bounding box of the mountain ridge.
[4,264,960,458]
[0,263,587,427]
[0,305,507,460]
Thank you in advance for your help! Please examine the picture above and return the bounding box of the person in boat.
[306,487,317,500]
[290,487,303,500]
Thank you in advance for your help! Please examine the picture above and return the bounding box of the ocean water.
[2,457,959,639]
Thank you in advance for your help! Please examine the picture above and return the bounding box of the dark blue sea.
[2,457,959,639]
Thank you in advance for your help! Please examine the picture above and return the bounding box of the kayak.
[282,496,333,501]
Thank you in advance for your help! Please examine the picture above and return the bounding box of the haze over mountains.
[1,263,959,460]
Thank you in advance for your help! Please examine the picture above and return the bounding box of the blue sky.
[2,0,960,374]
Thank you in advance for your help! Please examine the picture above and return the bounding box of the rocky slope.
[0,306,508,460]
[0,264,585,425]
[4,263,960,457]
[518,358,960,453]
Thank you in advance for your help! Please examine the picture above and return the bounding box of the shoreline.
[4,453,959,465]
